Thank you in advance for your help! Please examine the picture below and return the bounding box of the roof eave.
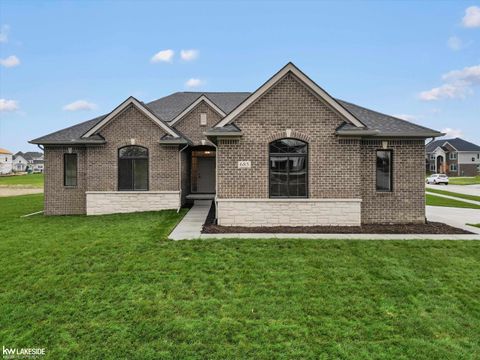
[336,130,445,138]
[203,131,243,137]
[28,140,107,145]
[159,138,190,145]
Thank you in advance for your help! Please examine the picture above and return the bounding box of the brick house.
[426,138,480,177]
[31,63,443,225]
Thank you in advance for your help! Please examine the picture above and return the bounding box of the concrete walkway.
[426,205,480,234]
[169,200,212,240]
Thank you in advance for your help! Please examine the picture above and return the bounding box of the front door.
[197,157,215,193]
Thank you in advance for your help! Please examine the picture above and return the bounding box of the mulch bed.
[202,204,472,235]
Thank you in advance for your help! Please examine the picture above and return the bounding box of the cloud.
[180,49,199,61]
[441,128,463,138]
[462,6,480,28]
[419,83,470,101]
[0,55,20,68]
[419,64,480,101]
[0,99,19,112]
[185,78,203,88]
[150,49,174,63]
[442,64,480,84]
[393,114,417,121]
[0,25,9,43]
[447,36,463,51]
[63,100,97,111]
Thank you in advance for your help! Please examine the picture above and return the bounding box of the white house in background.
[13,153,28,172]
[0,148,13,174]
[13,151,44,173]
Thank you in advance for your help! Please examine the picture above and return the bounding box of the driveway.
[427,206,480,234]
[426,183,480,196]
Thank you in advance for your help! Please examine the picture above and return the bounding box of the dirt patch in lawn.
[202,204,471,234]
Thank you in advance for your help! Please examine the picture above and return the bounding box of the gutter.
[203,130,243,137]
[28,140,106,145]
[336,130,445,138]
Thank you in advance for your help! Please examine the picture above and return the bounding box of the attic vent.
[200,113,207,126]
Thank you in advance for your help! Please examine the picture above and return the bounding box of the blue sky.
[0,0,479,152]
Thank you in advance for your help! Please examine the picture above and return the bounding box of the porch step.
[193,200,213,206]
[186,193,215,200]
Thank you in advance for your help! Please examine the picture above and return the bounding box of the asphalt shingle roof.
[30,91,442,144]
[426,138,480,152]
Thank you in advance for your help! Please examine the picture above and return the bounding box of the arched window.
[118,146,149,191]
[269,139,307,198]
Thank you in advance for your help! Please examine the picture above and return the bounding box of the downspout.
[211,140,219,222]
[177,144,189,212]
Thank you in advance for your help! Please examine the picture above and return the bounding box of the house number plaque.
[238,161,251,169]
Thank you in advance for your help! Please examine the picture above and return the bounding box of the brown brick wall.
[44,146,87,215]
[217,74,425,224]
[44,104,181,215]
[360,140,426,224]
[173,101,222,146]
[460,164,479,176]
[217,73,362,199]
[87,105,179,191]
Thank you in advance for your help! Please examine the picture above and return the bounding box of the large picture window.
[269,139,307,198]
[118,146,148,191]
[64,153,77,187]
[376,150,392,192]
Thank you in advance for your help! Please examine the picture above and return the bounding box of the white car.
[426,173,449,185]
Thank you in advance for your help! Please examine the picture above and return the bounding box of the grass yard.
[426,188,480,203]
[1,195,480,359]
[0,173,44,188]
[425,193,480,209]
[467,224,480,228]
[449,176,480,185]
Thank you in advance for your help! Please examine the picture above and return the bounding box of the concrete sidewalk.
[169,202,480,240]
[169,200,212,240]
[426,206,480,234]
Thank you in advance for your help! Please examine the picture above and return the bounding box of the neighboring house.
[0,148,13,175]
[426,138,480,176]
[13,153,28,172]
[30,63,443,226]
[14,151,44,173]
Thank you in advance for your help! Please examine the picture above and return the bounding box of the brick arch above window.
[266,130,312,143]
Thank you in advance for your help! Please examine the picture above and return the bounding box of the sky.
[0,0,479,152]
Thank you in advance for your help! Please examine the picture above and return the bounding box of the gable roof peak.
[82,96,179,139]
[215,62,366,128]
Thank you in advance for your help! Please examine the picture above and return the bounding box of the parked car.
[426,173,449,185]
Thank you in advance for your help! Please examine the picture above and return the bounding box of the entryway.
[190,146,216,194]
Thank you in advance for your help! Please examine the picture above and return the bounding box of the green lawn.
[0,173,44,188]
[449,176,480,185]
[426,188,480,203]
[467,224,480,228]
[426,193,480,209]
[1,195,480,359]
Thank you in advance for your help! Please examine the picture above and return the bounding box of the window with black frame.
[118,146,149,191]
[64,153,77,186]
[269,139,307,198]
[376,150,392,191]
